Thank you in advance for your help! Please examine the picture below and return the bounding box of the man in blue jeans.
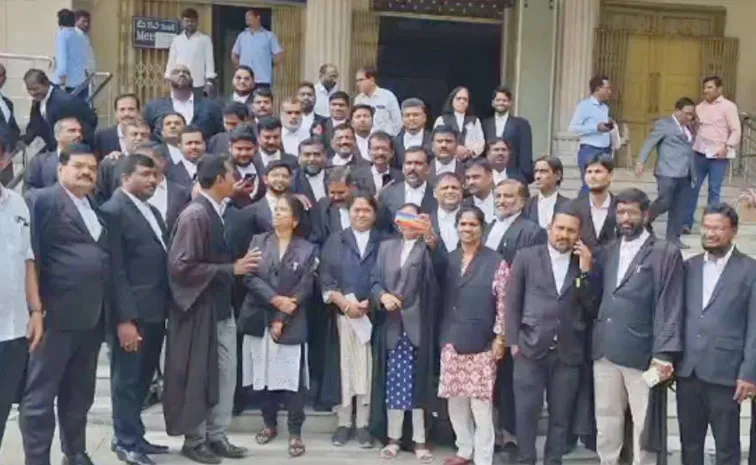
[569,75,614,195]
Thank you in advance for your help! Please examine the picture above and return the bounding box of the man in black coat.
[95,120,152,204]
[0,64,21,184]
[93,93,142,160]
[482,86,533,183]
[392,98,432,169]
[23,116,84,196]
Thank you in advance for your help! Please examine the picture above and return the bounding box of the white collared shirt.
[331,154,353,167]
[616,230,651,287]
[40,86,54,119]
[260,150,281,168]
[371,165,390,193]
[548,244,571,293]
[123,189,166,250]
[434,158,457,176]
[400,239,417,267]
[339,207,350,230]
[232,92,250,104]
[404,181,427,207]
[165,31,216,87]
[0,92,11,123]
[265,193,280,215]
[0,186,34,342]
[282,125,310,155]
[355,87,402,136]
[352,228,371,257]
[63,186,102,241]
[473,191,495,224]
[236,163,260,200]
[301,112,315,132]
[171,93,195,124]
[314,82,337,118]
[117,124,128,153]
[356,133,371,161]
[702,245,734,307]
[485,212,520,251]
[495,112,510,136]
[167,144,183,164]
[537,191,559,229]
[590,194,611,238]
[403,130,424,149]
[199,191,225,223]
[306,170,326,201]
[493,169,508,185]
[437,207,460,252]
[182,158,197,180]
[148,178,168,223]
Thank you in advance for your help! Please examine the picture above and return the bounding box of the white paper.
[345,293,373,345]
[641,365,661,388]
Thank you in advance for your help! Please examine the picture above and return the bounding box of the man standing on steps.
[635,97,697,249]
[568,76,614,195]
[678,203,756,465]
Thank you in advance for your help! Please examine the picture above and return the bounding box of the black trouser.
[0,337,28,448]
[514,350,580,465]
[648,175,692,241]
[677,375,741,465]
[110,322,165,450]
[750,401,756,465]
[19,325,103,465]
[261,387,306,437]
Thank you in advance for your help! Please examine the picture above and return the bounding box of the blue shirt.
[568,96,611,148]
[232,27,283,85]
[54,27,89,88]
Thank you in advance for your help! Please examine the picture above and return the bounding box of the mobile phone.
[243,173,256,183]
[395,211,425,230]
[382,173,392,187]
[605,121,615,130]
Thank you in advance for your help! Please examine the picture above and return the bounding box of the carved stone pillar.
[303,0,353,91]
[552,0,600,166]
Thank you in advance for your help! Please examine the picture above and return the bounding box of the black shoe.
[62,453,95,465]
[181,443,222,464]
[355,427,374,449]
[681,226,692,235]
[331,426,350,446]
[672,239,691,250]
[114,446,156,465]
[138,439,170,455]
[209,436,248,459]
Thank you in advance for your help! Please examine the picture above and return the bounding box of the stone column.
[303,0,353,92]
[551,0,600,166]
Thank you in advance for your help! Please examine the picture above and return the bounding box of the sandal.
[381,443,400,459]
[288,436,306,458]
[255,427,278,445]
[415,448,434,463]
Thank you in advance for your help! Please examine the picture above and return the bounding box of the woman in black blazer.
[239,194,318,458]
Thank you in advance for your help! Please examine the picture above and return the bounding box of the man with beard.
[24,116,83,195]
[160,112,187,170]
[144,65,222,140]
[137,141,192,234]
[207,102,251,155]
[487,138,523,185]
[251,87,274,124]
[314,64,339,118]
[167,125,208,188]
[524,155,570,229]
[463,159,496,224]
[430,172,464,252]
[226,126,263,209]
[506,207,596,465]
[281,97,311,155]
[297,81,327,135]
[482,87,534,183]
[354,66,402,136]
[96,120,152,204]
[393,98,432,169]
[292,137,328,204]
[328,124,370,169]
[223,65,255,106]
[430,125,466,183]
[678,203,756,465]
[101,154,170,465]
[94,93,141,160]
[352,131,403,196]
[587,188,683,465]
[165,8,216,97]
[352,104,375,162]
[378,146,437,224]
[309,167,358,246]
[253,116,299,171]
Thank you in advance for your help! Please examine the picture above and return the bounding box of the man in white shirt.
[433,173,463,252]
[297,81,324,135]
[166,8,216,96]
[524,156,569,229]
[351,104,374,161]
[394,98,430,168]
[0,143,43,448]
[486,138,515,185]
[354,66,402,136]
[484,179,545,259]
[431,125,464,182]
[74,10,96,83]
[171,125,207,188]
[280,97,310,155]
[464,160,496,224]
[314,64,339,118]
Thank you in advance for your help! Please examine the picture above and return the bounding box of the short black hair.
[432,124,459,141]
[465,158,493,174]
[298,137,325,154]
[58,9,75,27]
[351,104,374,119]
[404,146,430,163]
[235,65,255,79]
[703,75,723,88]
[181,124,205,140]
[675,97,696,110]
[229,126,257,145]
[327,166,355,186]
[534,155,564,186]
[266,160,293,176]
[134,141,168,160]
[492,86,513,100]
[455,205,486,228]
[496,178,529,201]
[703,202,739,229]
[332,123,355,137]
[23,69,50,86]
[329,91,350,105]
[122,153,156,176]
[348,190,378,212]
[74,9,90,21]
[257,116,282,132]
[59,143,94,164]
[252,86,274,101]
[223,101,250,120]
[181,8,198,19]
[435,172,462,185]
[368,131,394,151]
[196,155,230,189]
[359,65,378,80]
[553,202,583,226]
[586,154,615,172]
[162,111,187,125]
[114,93,140,111]
[298,81,315,92]
[401,98,426,112]
[615,188,650,212]
[589,75,610,93]
[397,203,421,215]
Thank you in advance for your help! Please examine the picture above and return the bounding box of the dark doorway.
[211,6,273,96]
[377,17,501,124]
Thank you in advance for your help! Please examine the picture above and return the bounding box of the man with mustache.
[251,87,274,124]
[524,156,570,230]
[166,125,208,189]
[297,81,327,136]
[95,119,152,204]
[378,146,437,228]
[23,116,84,195]
[430,172,464,252]
[482,87,534,183]
[310,167,358,246]
[281,97,310,156]
[393,98,432,169]
[328,124,369,169]
[586,188,684,465]
[225,126,263,210]
[677,203,756,465]
[292,137,328,205]
[352,131,403,197]
[430,125,466,183]
[486,138,522,185]
[207,102,251,155]
[462,159,496,224]
[352,104,375,162]
[253,116,299,171]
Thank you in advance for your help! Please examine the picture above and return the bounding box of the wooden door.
[619,34,652,166]
[656,36,702,116]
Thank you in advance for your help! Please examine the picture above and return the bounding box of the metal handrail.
[0,52,54,69]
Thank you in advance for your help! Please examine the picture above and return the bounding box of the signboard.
[372,0,515,19]
[133,17,180,49]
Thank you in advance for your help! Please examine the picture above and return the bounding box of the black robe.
[163,197,234,435]
[367,238,445,444]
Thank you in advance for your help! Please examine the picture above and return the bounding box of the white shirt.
[301,112,315,132]
[0,91,11,123]
[165,31,216,87]
[437,207,460,252]
[123,189,166,250]
[182,158,197,180]
[495,112,510,137]
[117,124,128,153]
[493,169,508,185]
[590,194,611,238]
[433,114,486,154]
[236,163,260,200]
[259,150,281,168]
[314,82,337,118]
[232,92,250,104]
[172,93,195,125]
[356,133,371,161]
[434,158,457,176]
[148,178,168,223]
[352,228,371,257]
[548,244,571,294]
[537,191,559,229]
[331,154,353,167]
[63,187,102,241]
[673,115,693,142]
[485,212,520,250]
[404,181,427,207]
[403,130,424,149]
[305,170,326,201]
[473,192,495,224]
[199,191,226,223]
[282,125,310,155]
[355,87,403,136]
[339,207,350,230]
[265,193,280,215]
[40,85,54,119]
[0,187,34,342]
[616,230,651,288]
[167,144,184,164]
[371,165,390,193]
[702,245,734,307]
[400,239,417,267]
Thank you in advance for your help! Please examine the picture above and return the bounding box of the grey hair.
[53,117,81,138]
[401,98,426,112]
